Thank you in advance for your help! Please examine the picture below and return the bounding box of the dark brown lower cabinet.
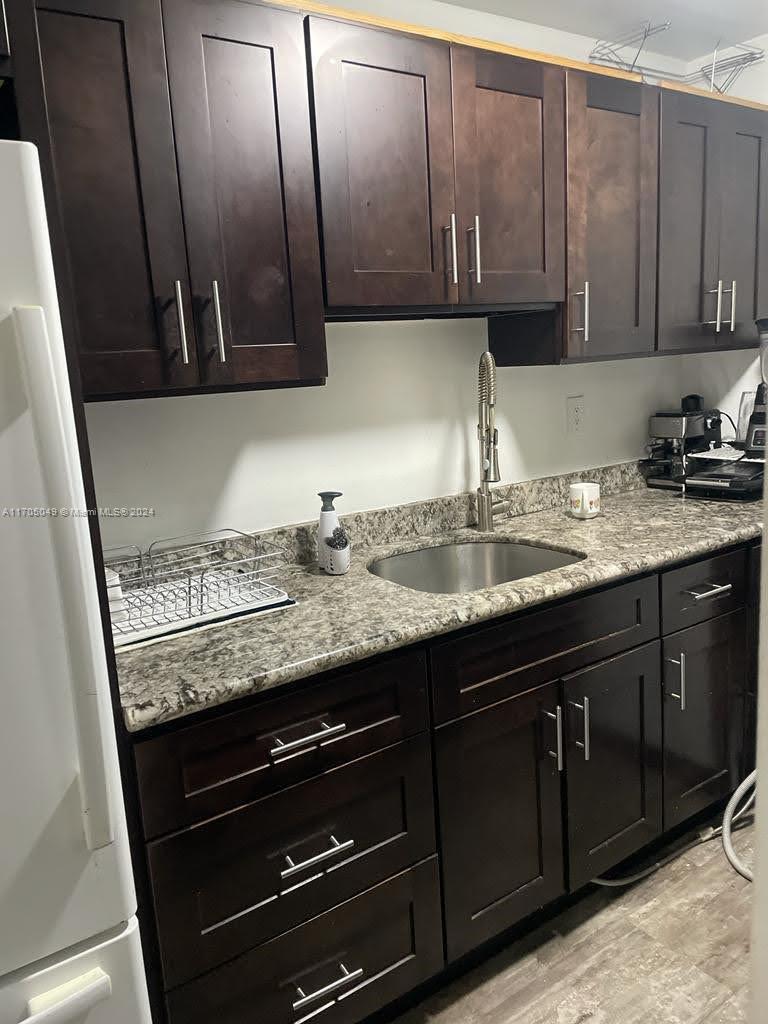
[436,681,564,962]
[165,858,443,1024]
[148,736,436,987]
[564,642,662,889]
[0,0,9,59]
[663,611,746,829]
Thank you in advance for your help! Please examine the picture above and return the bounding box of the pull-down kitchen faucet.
[476,351,510,531]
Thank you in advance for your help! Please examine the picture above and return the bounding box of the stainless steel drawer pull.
[212,279,227,363]
[571,697,591,761]
[544,706,564,772]
[293,964,364,1011]
[666,651,687,711]
[173,280,190,365]
[269,720,347,759]
[571,281,590,342]
[683,582,733,602]
[468,214,482,285]
[280,835,355,880]
[446,213,458,285]
[703,280,724,332]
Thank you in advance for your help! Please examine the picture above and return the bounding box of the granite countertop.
[117,488,763,733]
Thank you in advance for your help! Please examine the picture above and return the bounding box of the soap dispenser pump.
[317,491,342,572]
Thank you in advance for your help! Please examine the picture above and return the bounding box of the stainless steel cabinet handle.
[269,720,346,759]
[571,282,590,342]
[571,697,590,761]
[293,964,363,1012]
[584,280,590,342]
[212,279,226,363]
[280,835,354,880]
[729,280,737,332]
[446,213,458,285]
[468,214,481,285]
[174,280,190,365]
[544,706,564,772]
[666,652,687,711]
[704,280,724,332]
[683,582,732,602]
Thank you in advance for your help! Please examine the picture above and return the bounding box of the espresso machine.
[680,318,766,500]
[645,395,723,491]
[646,319,767,500]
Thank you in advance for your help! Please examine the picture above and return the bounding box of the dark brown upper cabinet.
[28,0,199,396]
[490,73,659,365]
[16,0,325,397]
[451,48,565,304]
[658,90,768,351]
[719,103,768,345]
[565,75,658,358]
[308,17,458,309]
[163,0,326,386]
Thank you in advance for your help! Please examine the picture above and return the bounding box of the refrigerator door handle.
[24,968,112,1023]
[11,307,114,850]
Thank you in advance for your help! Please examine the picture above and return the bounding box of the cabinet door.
[31,0,199,395]
[0,0,9,59]
[658,90,722,351]
[566,75,658,358]
[663,611,746,829]
[451,47,564,304]
[564,642,662,890]
[309,17,457,308]
[436,682,564,962]
[717,103,768,347]
[163,0,326,387]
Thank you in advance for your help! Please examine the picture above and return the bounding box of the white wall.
[87,321,760,548]
[84,0,764,549]
[686,34,768,104]
[319,0,685,73]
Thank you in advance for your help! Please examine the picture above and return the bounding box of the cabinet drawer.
[166,858,443,1024]
[431,576,659,723]
[661,548,746,635]
[135,650,428,838]
[149,736,436,988]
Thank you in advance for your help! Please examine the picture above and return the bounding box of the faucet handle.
[489,429,501,482]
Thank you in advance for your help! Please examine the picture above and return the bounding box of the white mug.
[569,481,600,519]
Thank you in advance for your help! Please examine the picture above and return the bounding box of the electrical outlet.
[566,395,585,435]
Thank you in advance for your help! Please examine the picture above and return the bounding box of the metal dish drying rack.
[104,529,293,647]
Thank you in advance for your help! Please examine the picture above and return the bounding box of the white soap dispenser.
[317,491,342,572]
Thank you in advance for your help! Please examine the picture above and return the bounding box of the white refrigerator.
[0,141,151,1022]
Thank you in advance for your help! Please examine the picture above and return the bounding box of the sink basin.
[368,540,584,594]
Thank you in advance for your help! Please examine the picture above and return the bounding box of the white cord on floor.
[593,774,756,887]
[722,770,757,882]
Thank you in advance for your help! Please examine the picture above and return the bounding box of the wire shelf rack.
[104,529,292,647]
[589,20,765,94]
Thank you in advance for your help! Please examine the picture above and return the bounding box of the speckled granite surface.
[235,461,647,564]
[117,485,762,733]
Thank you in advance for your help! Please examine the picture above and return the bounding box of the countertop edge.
[122,518,761,735]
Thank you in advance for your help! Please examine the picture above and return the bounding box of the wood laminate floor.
[395,825,755,1024]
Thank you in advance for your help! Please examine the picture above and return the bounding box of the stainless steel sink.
[368,541,584,594]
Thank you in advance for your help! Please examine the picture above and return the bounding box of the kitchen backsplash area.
[86,319,760,549]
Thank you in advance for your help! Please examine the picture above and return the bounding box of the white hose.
[722,769,757,882]
[593,774,756,888]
